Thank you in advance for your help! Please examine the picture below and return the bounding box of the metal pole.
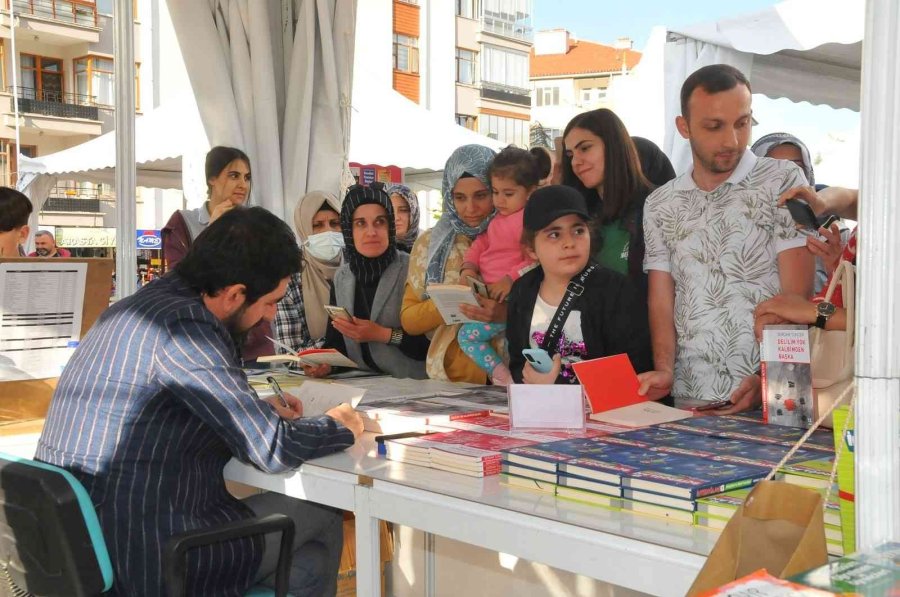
[114,0,137,298]
[855,0,900,548]
[8,1,20,157]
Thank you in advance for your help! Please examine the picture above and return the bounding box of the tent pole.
[855,0,900,548]
[114,0,137,298]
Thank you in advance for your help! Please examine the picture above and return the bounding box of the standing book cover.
[760,324,815,428]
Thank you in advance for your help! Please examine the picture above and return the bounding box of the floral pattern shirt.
[643,150,808,401]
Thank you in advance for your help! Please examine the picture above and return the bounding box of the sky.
[532,0,862,187]
[532,0,783,51]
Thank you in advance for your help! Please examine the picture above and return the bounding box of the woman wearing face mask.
[274,191,344,352]
[384,183,420,253]
[303,185,429,379]
[401,144,504,383]
[162,146,252,269]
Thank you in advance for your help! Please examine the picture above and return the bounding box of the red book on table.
[572,353,646,414]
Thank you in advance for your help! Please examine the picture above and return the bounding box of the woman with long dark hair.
[561,109,673,304]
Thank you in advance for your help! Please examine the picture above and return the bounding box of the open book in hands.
[258,348,358,369]
[427,284,481,325]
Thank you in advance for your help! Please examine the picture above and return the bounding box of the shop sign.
[136,229,162,250]
[55,227,116,248]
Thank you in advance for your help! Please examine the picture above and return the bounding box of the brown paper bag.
[687,480,828,596]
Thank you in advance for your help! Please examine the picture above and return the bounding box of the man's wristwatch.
[389,327,404,346]
[814,301,836,329]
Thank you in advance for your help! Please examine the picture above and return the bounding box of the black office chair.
[0,452,294,597]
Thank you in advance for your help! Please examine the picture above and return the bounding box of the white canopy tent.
[608,0,864,172]
[16,87,499,217]
[17,97,208,194]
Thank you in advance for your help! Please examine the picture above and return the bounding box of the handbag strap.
[540,263,599,355]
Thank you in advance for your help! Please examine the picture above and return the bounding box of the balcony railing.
[479,80,532,107]
[42,184,103,213]
[10,0,98,27]
[10,86,99,120]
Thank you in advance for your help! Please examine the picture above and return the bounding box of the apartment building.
[389,0,533,149]
[0,0,140,254]
[529,29,641,147]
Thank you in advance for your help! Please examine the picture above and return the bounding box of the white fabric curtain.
[166,0,355,221]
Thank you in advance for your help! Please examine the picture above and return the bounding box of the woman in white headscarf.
[273,190,344,352]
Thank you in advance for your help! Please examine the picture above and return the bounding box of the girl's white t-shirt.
[528,293,586,382]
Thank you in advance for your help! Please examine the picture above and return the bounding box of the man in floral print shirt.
[637,64,815,412]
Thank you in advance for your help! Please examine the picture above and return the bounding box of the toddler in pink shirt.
[458,146,543,385]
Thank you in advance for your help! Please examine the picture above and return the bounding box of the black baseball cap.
[523,185,591,231]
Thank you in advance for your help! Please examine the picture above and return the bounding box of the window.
[481,45,528,89]
[581,88,593,104]
[482,0,533,41]
[393,34,419,74]
[536,86,559,107]
[20,54,64,102]
[479,114,528,147]
[456,0,479,18]
[0,40,5,89]
[456,48,476,85]
[74,55,114,106]
[456,114,477,131]
[0,140,37,187]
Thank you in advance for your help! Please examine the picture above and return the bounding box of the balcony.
[5,86,102,136]
[12,86,99,120]
[481,13,533,43]
[8,0,100,44]
[479,81,532,107]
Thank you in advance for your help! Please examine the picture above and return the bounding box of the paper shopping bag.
[687,480,828,596]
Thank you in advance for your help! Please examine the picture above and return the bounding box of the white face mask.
[304,231,344,262]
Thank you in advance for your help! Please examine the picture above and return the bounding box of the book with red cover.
[572,353,646,414]
[386,430,539,476]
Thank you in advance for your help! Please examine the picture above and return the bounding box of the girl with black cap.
[303,184,429,379]
[505,185,653,385]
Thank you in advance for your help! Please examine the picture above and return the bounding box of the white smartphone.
[324,305,352,322]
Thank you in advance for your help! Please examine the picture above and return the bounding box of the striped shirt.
[35,273,354,596]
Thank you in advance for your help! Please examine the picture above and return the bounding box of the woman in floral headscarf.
[385,183,421,253]
[400,144,503,383]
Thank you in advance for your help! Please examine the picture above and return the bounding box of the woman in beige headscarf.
[273,190,343,351]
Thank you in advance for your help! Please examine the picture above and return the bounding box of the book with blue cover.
[659,415,834,453]
[584,445,770,499]
[596,426,822,468]
[502,437,633,479]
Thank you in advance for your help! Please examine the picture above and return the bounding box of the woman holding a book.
[303,184,429,379]
[400,144,509,383]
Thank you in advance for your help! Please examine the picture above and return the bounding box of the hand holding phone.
[324,305,353,322]
[522,348,554,374]
[693,398,733,412]
[467,275,491,299]
[785,198,819,230]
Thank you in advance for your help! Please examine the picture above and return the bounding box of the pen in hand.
[266,376,291,409]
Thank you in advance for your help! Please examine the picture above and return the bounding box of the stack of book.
[384,429,539,477]
[356,395,491,433]
[778,457,845,556]
[501,435,773,520]
[658,415,835,455]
